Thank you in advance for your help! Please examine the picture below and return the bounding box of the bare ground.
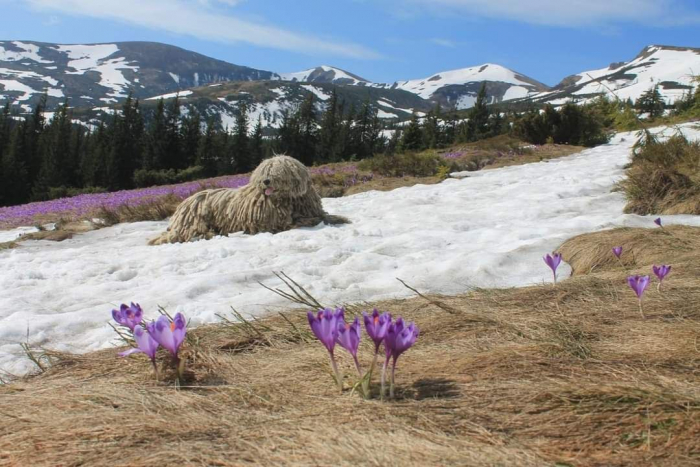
[2,225,699,466]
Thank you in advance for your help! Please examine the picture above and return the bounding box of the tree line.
[2,81,690,208]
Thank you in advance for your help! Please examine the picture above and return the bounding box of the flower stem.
[151,359,159,381]
[329,353,343,393]
[638,299,646,319]
[553,271,557,286]
[380,356,389,400]
[390,358,397,399]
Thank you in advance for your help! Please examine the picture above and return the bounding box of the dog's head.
[250,155,312,199]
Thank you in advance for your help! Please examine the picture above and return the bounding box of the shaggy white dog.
[149,155,348,245]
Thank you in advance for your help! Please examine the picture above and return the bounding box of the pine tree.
[400,114,423,151]
[468,83,490,141]
[422,104,442,149]
[32,102,73,199]
[231,101,251,172]
[144,99,168,170]
[1,121,29,205]
[636,86,665,118]
[249,116,265,169]
[297,94,318,165]
[197,117,220,177]
[164,96,182,169]
[105,94,144,189]
[180,107,201,169]
[318,89,341,162]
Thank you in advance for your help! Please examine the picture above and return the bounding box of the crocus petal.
[134,325,159,360]
[337,317,361,356]
[119,348,143,357]
[151,315,178,355]
[612,247,623,258]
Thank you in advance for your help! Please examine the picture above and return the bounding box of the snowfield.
[1,125,700,375]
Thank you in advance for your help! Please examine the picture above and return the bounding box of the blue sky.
[2,0,699,86]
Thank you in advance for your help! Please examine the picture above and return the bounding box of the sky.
[1,0,699,86]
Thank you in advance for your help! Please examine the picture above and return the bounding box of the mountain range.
[1,40,698,130]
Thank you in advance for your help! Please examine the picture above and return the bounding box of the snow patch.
[2,124,700,374]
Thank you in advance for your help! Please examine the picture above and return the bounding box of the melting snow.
[0,41,53,64]
[301,85,331,100]
[146,90,193,101]
[1,125,700,375]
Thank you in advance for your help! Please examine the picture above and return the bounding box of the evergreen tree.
[467,83,490,141]
[180,107,201,169]
[231,101,251,172]
[318,89,341,162]
[277,109,300,159]
[249,116,265,169]
[144,99,168,170]
[197,117,220,177]
[400,114,423,151]
[1,121,29,205]
[32,102,73,199]
[164,96,182,169]
[636,86,665,118]
[297,94,318,165]
[422,104,442,149]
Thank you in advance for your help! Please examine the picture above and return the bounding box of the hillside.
[0,40,278,111]
[81,79,433,131]
[522,45,700,107]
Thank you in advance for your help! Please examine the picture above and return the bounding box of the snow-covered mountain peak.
[526,44,700,107]
[280,65,369,85]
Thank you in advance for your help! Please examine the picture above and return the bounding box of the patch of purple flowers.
[0,174,250,229]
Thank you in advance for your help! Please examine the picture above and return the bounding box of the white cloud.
[24,0,381,59]
[404,0,700,27]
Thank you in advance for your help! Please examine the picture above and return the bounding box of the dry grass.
[621,135,700,215]
[2,226,700,466]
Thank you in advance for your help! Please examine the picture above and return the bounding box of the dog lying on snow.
[149,155,349,245]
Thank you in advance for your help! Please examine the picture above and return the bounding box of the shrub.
[133,166,206,188]
[358,151,441,177]
[621,134,700,215]
[46,186,107,200]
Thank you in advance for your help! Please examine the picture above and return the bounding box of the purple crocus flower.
[119,326,159,361]
[308,307,345,391]
[543,253,562,284]
[654,217,662,227]
[652,265,671,290]
[362,309,392,352]
[112,302,143,331]
[627,275,650,318]
[337,316,362,375]
[612,247,623,259]
[119,325,160,378]
[307,308,343,354]
[382,317,419,399]
[146,313,187,358]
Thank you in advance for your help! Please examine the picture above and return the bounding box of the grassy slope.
[2,225,700,466]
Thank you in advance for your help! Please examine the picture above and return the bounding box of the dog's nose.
[263,179,271,186]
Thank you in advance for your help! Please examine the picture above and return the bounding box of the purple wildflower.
[627,275,650,318]
[146,313,187,358]
[308,307,345,391]
[612,247,623,259]
[362,309,392,352]
[654,217,662,227]
[119,326,159,360]
[112,302,144,331]
[652,265,671,291]
[382,317,419,399]
[337,316,362,375]
[543,253,562,284]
